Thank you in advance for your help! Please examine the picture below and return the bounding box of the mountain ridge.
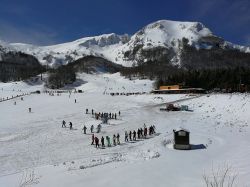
[1,19,250,68]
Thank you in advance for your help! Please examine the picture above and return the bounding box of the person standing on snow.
[97,124,101,133]
[91,134,95,145]
[101,136,105,147]
[152,125,156,134]
[125,131,128,142]
[83,125,87,134]
[140,128,144,138]
[137,128,141,139]
[129,131,132,141]
[117,133,120,145]
[62,120,66,128]
[69,122,73,130]
[133,130,136,141]
[144,127,148,138]
[106,136,111,147]
[95,137,99,148]
[90,125,94,133]
[113,134,117,146]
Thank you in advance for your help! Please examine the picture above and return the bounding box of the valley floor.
[0,73,249,187]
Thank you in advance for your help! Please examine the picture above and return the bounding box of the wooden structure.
[152,88,205,94]
[159,85,180,90]
[173,128,191,150]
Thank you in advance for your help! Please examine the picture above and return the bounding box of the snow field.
[0,73,249,187]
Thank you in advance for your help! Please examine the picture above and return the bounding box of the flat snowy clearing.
[0,73,249,187]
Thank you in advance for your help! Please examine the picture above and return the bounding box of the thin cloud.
[190,0,250,28]
[0,20,59,46]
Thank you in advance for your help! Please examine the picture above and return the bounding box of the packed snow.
[0,73,250,187]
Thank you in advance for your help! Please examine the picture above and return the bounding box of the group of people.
[85,108,121,121]
[62,120,73,130]
[91,124,156,148]
[109,92,147,96]
[82,124,102,134]
[124,124,156,142]
[0,93,27,102]
[91,133,121,148]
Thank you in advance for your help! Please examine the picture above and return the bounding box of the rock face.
[0,20,250,69]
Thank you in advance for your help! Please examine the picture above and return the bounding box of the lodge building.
[152,84,205,94]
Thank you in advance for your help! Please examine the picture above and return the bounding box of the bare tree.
[19,169,39,187]
[203,164,238,187]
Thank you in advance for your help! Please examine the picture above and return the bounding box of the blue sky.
[0,0,249,46]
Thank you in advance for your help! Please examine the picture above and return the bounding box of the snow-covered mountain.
[1,20,250,67]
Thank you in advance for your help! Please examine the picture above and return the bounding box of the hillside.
[1,20,250,69]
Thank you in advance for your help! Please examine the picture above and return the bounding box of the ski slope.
[0,73,250,187]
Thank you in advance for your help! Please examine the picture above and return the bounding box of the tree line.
[155,67,250,92]
[0,52,45,82]
[46,56,122,89]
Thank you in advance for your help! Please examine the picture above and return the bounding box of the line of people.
[82,124,102,134]
[85,108,121,120]
[91,124,156,148]
[124,124,156,142]
[91,133,121,148]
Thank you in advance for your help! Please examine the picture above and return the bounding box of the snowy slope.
[0,73,249,187]
[9,33,130,67]
[1,20,250,67]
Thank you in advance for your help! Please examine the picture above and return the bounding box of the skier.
[115,113,117,120]
[125,131,128,142]
[117,133,120,145]
[101,136,105,147]
[95,137,99,148]
[129,131,132,141]
[133,130,136,141]
[82,125,87,134]
[97,124,101,133]
[91,134,95,145]
[152,125,156,134]
[86,109,88,114]
[113,134,117,146]
[62,120,66,128]
[137,128,141,139]
[28,108,31,113]
[144,127,147,138]
[118,111,121,116]
[106,136,111,147]
[75,99,76,103]
[92,109,94,115]
[150,126,153,135]
[90,125,94,133]
[69,122,73,130]
[140,128,144,138]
